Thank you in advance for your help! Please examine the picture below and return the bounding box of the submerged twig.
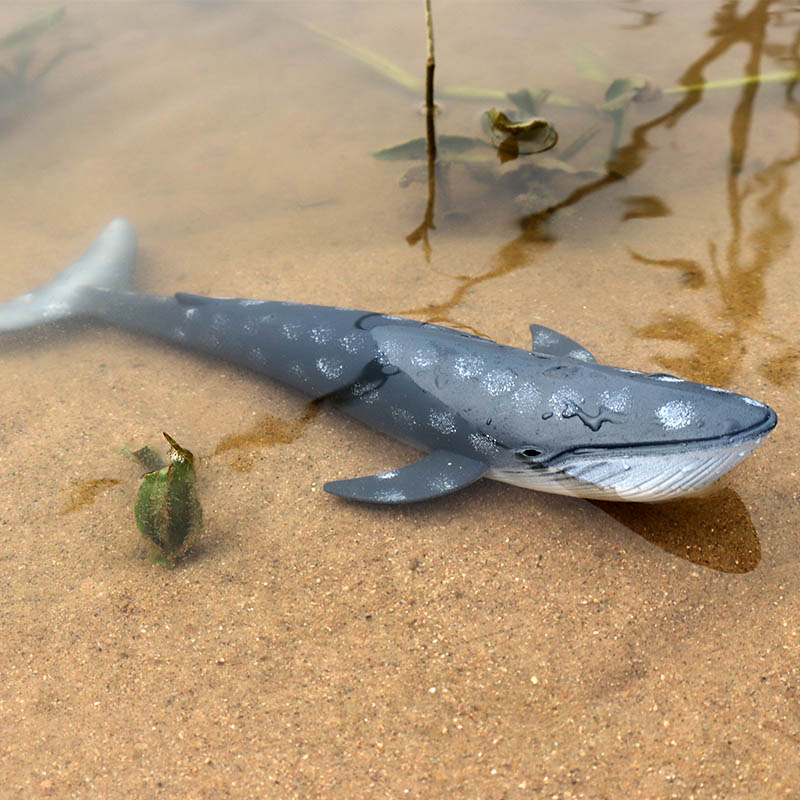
[424,0,435,117]
[405,0,438,259]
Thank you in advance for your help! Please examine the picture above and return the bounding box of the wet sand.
[1,3,799,797]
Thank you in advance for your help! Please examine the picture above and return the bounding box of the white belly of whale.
[489,437,764,502]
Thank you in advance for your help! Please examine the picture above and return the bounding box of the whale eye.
[516,447,543,460]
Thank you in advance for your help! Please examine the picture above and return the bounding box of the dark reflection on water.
[212,404,323,471]
[632,0,800,387]
[592,488,761,573]
[398,1,799,393]
[617,6,663,31]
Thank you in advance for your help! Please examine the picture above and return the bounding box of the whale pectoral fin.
[323,450,488,504]
[529,324,596,362]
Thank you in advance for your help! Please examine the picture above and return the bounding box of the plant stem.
[424,0,436,116]
[664,68,799,94]
[423,0,436,222]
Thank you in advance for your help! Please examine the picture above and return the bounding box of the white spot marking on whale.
[482,368,516,396]
[339,333,361,353]
[656,399,696,430]
[428,475,457,493]
[391,407,416,427]
[550,387,583,417]
[211,312,229,331]
[310,326,334,344]
[428,410,457,435]
[599,386,631,413]
[316,357,343,379]
[512,382,541,413]
[411,345,437,369]
[469,432,500,456]
[533,329,558,348]
[376,489,407,502]
[377,338,404,365]
[282,322,302,341]
[453,354,485,380]
[249,347,266,364]
[350,382,378,404]
[290,363,306,381]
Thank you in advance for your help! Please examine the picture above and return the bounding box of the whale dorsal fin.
[529,324,596,362]
[323,450,487,504]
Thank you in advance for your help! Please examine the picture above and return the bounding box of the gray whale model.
[0,219,778,503]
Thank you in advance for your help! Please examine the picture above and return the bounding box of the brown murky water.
[1,2,798,797]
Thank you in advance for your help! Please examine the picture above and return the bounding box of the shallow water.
[1,2,798,796]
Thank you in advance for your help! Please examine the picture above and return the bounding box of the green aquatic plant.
[129,433,203,567]
[0,6,88,119]
[373,133,493,162]
[307,17,797,169]
[0,7,67,86]
[481,107,559,163]
[373,101,560,164]
[306,18,800,107]
[121,443,165,473]
[0,7,65,52]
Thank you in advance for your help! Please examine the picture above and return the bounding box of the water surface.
[1,2,798,796]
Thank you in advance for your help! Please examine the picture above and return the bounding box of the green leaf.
[558,126,601,161]
[133,433,202,566]
[481,109,558,158]
[506,88,550,116]
[303,21,420,92]
[600,75,660,111]
[572,46,613,84]
[122,445,165,473]
[373,135,490,161]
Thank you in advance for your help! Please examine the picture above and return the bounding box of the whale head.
[372,324,778,502]
[499,370,777,501]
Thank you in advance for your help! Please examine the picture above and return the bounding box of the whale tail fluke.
[0,218,137,333]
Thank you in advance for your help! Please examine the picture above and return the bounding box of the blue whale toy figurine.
[0,219,777,503]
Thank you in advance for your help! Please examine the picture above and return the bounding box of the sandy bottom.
[1,3,799,798]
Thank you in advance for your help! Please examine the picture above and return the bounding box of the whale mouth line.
[490,417,775,502]
[542,405,778,465]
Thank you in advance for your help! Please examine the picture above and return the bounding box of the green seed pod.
[134,433,202,566]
